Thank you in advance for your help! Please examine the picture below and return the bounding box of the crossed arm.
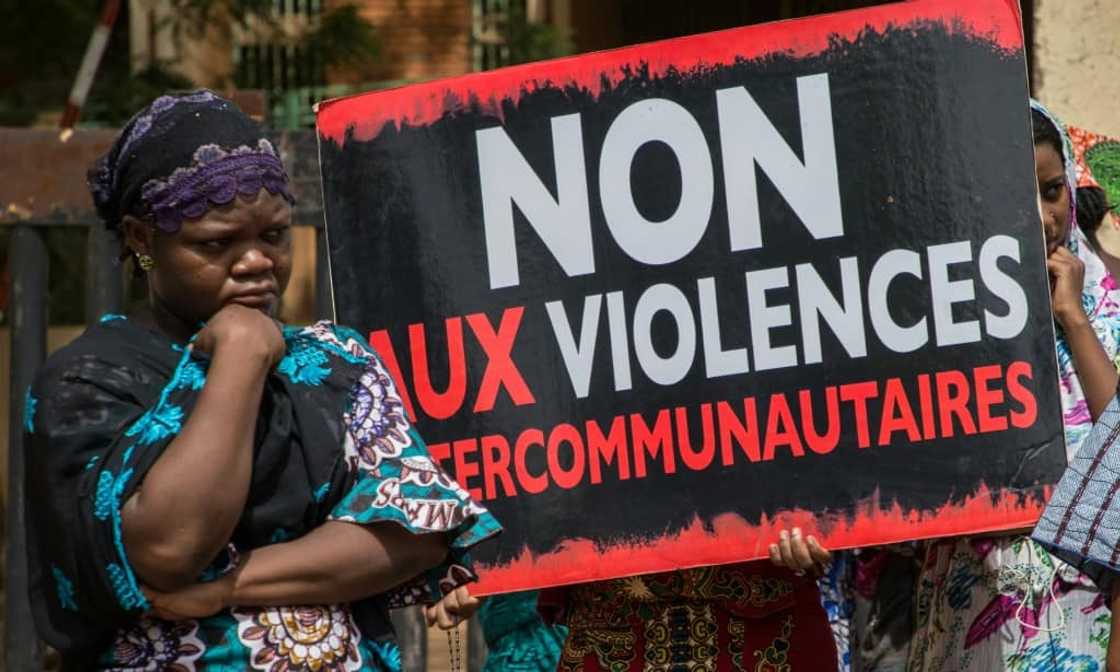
[120,308,464,623]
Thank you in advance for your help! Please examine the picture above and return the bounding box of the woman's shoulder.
[282,321,376,361]
[33,314,174,394]
[266,321,378,388]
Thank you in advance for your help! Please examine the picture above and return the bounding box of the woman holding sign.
[908,102,1120,671]
[22,91,499,670]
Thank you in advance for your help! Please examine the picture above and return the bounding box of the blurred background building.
[4,0,1114,133]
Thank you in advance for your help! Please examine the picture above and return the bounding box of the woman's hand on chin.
[1048,246,1089,331]
[192,304,285,368]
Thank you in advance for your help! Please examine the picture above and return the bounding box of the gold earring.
[136,254,155,271]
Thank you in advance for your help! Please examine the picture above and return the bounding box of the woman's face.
[131,189,293,328]
[1036,141,1071,256]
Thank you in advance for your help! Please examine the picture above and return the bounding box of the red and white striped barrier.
[59,0,121,141]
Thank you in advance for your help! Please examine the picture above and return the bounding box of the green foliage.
[0,0,97,125]
[167,0,277,35]
[171,0,380,77]
[84,65,196,128]
[305,4,380,72]
[1087,141,1120,211]
[501,3,573,66]
[0,0,194,127]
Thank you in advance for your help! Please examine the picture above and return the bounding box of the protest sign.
[317,0,1063,594]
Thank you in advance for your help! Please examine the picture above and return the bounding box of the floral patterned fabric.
[101,607,405,672]
[1070,126,1120,202]
[909,536,1110,672]
[541,563,837,671]
[24,316,500,669]
[908,102,1119,672]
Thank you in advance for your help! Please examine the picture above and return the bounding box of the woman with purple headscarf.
[23,91,501,670]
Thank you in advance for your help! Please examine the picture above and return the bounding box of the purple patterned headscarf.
[87,90,295,233]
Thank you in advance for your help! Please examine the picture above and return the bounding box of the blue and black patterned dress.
[478,591,567,671]
[24,315,500,670]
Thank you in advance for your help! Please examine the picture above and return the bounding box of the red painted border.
[317,0,1023,144]
[473,484,1046,595]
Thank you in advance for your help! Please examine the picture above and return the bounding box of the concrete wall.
[0,128,118,219]
[1034,0,1120,137]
